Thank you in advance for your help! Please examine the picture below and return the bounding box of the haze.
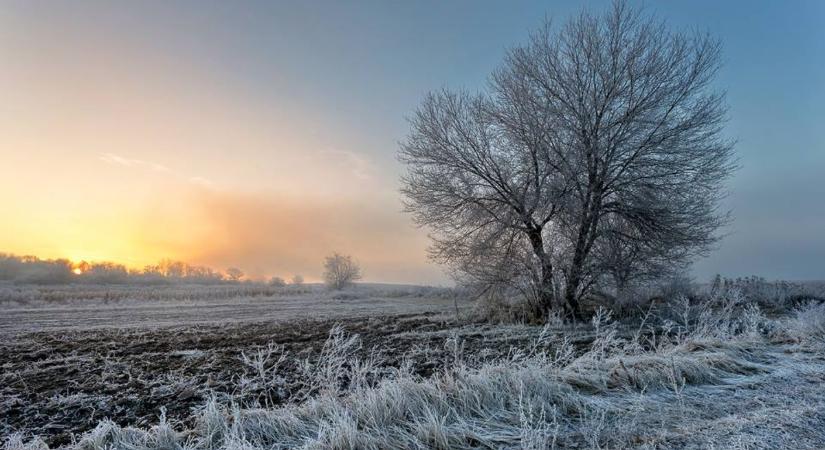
[1,0,823,283]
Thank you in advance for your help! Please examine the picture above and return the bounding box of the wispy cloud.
[99,153,171,173]
[188,176,214,187]
[317,148,374,181]
[98,153,212,186]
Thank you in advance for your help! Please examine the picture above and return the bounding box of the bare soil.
[1,312,563,447]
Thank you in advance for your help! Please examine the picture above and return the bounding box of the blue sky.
[2,1,823,282]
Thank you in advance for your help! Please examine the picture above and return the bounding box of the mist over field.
[2,1,824,449]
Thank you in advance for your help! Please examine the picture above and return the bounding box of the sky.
[0,1,823,283]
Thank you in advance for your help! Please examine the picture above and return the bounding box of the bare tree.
[226,267,244,282]
[291,274,304,285]
[398,86,568,318]
[323,253,362,290]
[400,1,735,319]
[269,276,286,287]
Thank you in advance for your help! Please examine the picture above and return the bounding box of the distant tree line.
[0,252,351,288]
[0,253,246,285]
[0,254,75,284]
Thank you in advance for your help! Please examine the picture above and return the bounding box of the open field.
[3,0,823,448]
[4,313,527,446]
[0,284,466,333]
[3,283,825,449]
[1,284,474,445]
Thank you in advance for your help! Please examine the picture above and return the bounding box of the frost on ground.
[2,287,825,449]
[0,283,465,333]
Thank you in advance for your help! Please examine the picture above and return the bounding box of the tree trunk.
[565,191,602,321]
[537,260,554,316]
[526,226,554,319]
[564,261,584,321]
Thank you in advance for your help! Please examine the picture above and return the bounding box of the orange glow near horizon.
[0,2,448,284]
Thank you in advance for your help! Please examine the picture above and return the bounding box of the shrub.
[322,253,362,290]
[268,277,286,287]
[225,267,244,282]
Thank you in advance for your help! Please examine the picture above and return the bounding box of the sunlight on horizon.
[0,1,446,284]
[1,0,823,282]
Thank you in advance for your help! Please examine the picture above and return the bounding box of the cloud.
[316,148,375,181]
[99,152,212,186]
[99,153,171,173]
[188,176,215,187]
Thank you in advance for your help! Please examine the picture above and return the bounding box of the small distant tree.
[226,267,244,282]
[269,276,286,287]
[291,274,304,285]
[323,253,362,290]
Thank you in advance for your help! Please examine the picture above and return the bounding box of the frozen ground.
[2,284,824,449]
[0,283,467,333]
[2,284,472,445]
[2,313,507,446]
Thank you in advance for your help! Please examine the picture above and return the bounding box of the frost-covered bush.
[781,301,825,347]
[267,276,286,287]
[322,253,362,290]
[471,289,535,324]
[710,275,825,309]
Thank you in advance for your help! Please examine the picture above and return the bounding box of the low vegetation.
[3,279,824,449]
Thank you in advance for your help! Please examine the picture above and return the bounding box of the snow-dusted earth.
[2,284,824,449]
[693,348,825,448]
[587,343,825,448]
[0,283,466,333]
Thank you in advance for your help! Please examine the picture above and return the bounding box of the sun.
[72,268,83,275]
